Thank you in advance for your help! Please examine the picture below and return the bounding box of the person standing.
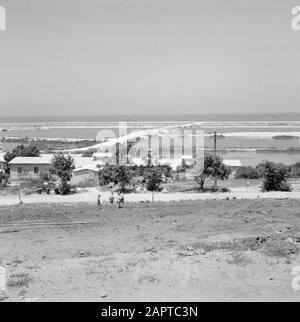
[117,191,125,208]
[109,191,115,206]
[97,193,101,208]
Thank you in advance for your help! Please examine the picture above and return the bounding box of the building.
[0,152,6,172]
[223,159,242,168]
[8,154,97,183]
[8,155,53,182]
[71,164,100,186]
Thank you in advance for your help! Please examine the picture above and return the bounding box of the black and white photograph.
[0,0,300,305]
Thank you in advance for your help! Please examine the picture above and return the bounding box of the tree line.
[1,143,298,193]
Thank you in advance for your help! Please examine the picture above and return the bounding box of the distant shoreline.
[2,112,300,123]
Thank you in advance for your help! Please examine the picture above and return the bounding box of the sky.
[0,0,300,117]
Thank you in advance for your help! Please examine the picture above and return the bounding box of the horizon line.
[1,112,300,119]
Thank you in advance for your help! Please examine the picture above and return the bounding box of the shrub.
[235,166,260,179]
[290,162,300,178]
[143,167,163,191]
[260,161,291,192]
[255,163,266,178]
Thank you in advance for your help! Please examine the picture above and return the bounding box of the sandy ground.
[0,187,300,206]
[0,199,300,302]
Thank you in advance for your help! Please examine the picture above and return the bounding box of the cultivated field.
[0,199,300,301]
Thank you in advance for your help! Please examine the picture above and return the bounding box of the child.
[117,191,125,208]
[109,192,114,206]
[97,193,101,208]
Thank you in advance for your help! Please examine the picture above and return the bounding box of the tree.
[194,154,231,190]
[4,143,40,162]
[261,161,291,192]
[98,165,132,192]
[97,165,112,186]
[49,153,75,194]
[112,166,132,192]
[143,167,163,191]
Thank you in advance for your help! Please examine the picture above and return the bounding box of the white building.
[223,160,242,168]
[8,155,53,182]
[8,154,97,183]
[0,152,6,172]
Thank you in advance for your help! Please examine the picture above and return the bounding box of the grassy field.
[0,199,300,301]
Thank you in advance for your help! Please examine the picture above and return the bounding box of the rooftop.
[7,154,96,167]
[8,155,54,165]
[223,159,242,167]
[73,164,101,173]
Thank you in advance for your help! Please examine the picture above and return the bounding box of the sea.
[1,113,300,167]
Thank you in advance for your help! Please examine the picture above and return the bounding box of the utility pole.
[116,142,120,165]
[148,134,152,166]
[214,131,218,190]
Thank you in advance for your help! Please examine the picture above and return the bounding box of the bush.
[143,167,163,191]
[235,166,260,179]
[290,162,300,178]
[255,163,266,178]
[261,161,291,192]
[58,182,72,195]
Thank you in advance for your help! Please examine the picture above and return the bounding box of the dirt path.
[0,187,300,206]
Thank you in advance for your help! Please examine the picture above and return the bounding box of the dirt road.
[0,187,300,206]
